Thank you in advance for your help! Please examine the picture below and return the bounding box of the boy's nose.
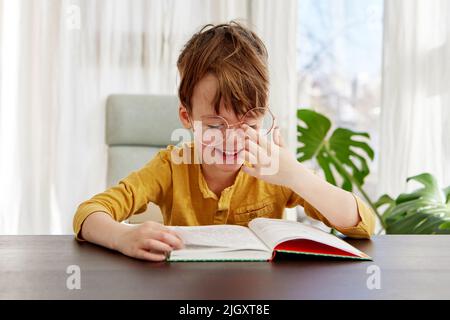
[224,127,245,151]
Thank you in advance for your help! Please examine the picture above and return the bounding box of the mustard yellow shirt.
[73,143,375,240]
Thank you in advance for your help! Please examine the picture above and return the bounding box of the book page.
[248,218,366,257]
[167,225,269,252]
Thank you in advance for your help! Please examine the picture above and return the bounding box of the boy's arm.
[80,211,183,261]
[241,124,375,238]
[289,162,362,229]
[73,151,171,240]
[72,170,151,241]
[72,150,183,260]
[80,211,130,251]
[282,165,376,239]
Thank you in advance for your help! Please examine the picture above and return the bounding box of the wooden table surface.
[1,235,449,299]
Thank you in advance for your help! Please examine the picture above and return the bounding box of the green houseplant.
[375,174,450,234]
[296,109,450,234]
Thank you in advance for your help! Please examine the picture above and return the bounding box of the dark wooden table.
[1,235,449,299]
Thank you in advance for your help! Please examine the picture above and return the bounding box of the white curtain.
[0,0,297,234]
[379,0,450,197]
[248,0,298,151]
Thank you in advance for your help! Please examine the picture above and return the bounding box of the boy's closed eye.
[207,124,225,129]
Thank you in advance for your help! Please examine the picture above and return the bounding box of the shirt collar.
[197,164,247,201]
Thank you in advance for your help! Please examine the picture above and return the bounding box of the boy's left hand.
[241,124,300,189]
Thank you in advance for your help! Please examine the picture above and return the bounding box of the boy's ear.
[179,104,191,129]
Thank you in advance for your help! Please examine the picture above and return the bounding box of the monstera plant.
[296,109,450,234]
[375,174,450,234]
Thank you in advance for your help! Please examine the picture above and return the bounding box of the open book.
[167,218,371,262]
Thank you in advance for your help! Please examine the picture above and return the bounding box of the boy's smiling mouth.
[213,147,245,163]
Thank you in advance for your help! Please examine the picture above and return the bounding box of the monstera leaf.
[296,109,374,192]
[296,108,449,235]
[376,173,450,234]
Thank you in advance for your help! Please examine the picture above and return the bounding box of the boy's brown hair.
[177,21,269,116]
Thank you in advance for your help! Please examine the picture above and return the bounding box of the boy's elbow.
[359,204,377,239]
[337,225,373,239]
[72,203,87,241]
[72,200,110,241]
[358,224,374,239]
[335,208,376,239]
[346,194,377,239]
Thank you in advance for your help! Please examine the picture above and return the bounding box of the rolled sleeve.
[72,203,114,241]
[332,194,376,239]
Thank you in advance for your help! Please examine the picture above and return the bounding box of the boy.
[73,22,375,261]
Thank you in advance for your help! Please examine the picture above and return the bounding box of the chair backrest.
[106,94,183,223]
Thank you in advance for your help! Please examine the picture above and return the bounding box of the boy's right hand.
[114,221,185,261]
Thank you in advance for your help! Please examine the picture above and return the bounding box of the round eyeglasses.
[189,107,276,147]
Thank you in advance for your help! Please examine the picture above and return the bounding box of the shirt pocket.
[233,198,275,226]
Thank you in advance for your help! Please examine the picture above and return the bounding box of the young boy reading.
[73,21,375,262]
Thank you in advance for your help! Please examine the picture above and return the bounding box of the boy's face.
[179,73,247,173]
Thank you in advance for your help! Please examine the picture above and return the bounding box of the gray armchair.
[106,94,183,224]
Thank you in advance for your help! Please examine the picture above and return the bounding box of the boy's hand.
[242,124,300,189]
[114,221,184,262]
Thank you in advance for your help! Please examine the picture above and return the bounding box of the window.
[297,0,384,198]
